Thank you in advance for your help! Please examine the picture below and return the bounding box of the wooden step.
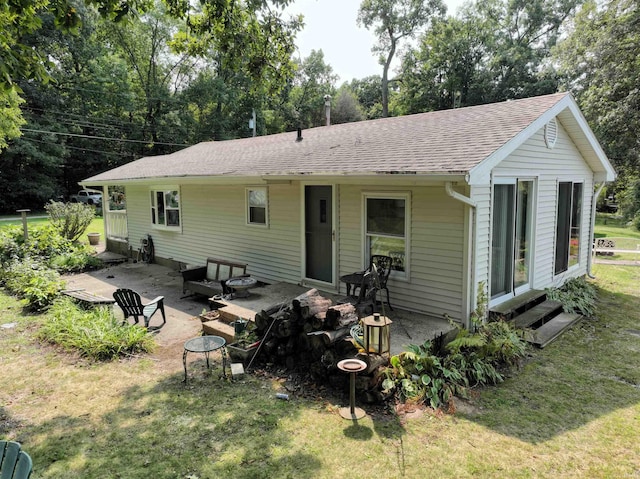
[530,312,583,348]
[512,300,563,330]
[490,290,546,319]
[202,320,235,343]
[216,303,257,324]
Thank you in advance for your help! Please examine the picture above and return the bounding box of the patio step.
[489,289,547,321]
[528,312,583,348]
[202,320,235,343]
[216,303,257,324]
[511,300,563,330]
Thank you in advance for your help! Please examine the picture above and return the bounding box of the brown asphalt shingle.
[84,92,569,182]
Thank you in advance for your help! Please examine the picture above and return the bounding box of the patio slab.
[62,260,453,355]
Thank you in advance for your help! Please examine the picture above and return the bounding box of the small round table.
[225,277,258,298]
[337,358,368,420]
[183,336,228,382]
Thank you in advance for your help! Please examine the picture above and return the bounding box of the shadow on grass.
[463,285,640,444]
[13,360,406,478]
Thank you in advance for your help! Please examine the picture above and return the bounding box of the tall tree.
[357,0,446,117]
[555,0,640,172]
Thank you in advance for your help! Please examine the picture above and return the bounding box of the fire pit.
[225,277,258,298]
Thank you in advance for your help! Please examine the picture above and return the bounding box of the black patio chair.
[369,255,393,310]
[113,288,166,328]
[0,440,33,479]
[340,269,380,317]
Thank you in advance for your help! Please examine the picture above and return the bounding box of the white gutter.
[587,182,606,279]
[445,182,478,329]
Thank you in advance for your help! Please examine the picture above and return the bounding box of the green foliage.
[39,297,156,360]
[382,320,527,409]
[45,201,96,242]
[546,276,598,317]
[1,257,65,311]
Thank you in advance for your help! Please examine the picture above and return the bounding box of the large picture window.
[151,188,181,229]
[247,187,268,226]
[555,182,583,274]
[364,193,409,275]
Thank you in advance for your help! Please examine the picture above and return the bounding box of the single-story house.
[82,92,616,328]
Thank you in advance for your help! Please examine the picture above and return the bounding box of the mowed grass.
[1,214,639,478]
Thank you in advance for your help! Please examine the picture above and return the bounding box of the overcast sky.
[282,0,467,83]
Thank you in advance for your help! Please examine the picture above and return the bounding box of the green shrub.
[0,225,23,265]
[50,247,103,273]
[382,320,528,410]
[546,276,598,317]
[1,257,65,311]
[45,201,96,242]
[39,298,156,360]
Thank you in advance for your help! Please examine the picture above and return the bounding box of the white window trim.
[150,186,182,232]
[246,186,269,227]
[362,191,411,280]
[553,180,584,277]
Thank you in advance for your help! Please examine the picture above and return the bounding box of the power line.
[20,136,134,157]
[20,128,192,147]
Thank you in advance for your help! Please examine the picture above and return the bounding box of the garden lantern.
[362,313,392,355]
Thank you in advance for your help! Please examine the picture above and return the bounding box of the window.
[151,188,181,229]
[247,187,268,226]
[364,193,409,276]
[555,182,583,274]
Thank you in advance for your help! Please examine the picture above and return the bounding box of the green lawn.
[0,214,638,478]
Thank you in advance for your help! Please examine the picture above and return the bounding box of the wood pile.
[251,288,389,403]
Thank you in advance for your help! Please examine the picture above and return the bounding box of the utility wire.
[21,128,192,147]
[20,136,135,157]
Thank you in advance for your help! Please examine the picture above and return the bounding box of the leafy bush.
[0,225,23,265]
[1,258,65,311]
[382,321,528,410]
[45,201,96,242]
[0,223,102,274]
[546,276,598,317]
[39,298,156,360]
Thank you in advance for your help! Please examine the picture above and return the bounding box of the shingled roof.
[84,92,611,184]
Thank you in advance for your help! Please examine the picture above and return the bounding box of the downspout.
[445,182,477,329]
[587,182,606,279]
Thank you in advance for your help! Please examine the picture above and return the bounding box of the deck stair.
[490,290,582,348]
[201,302,257,343]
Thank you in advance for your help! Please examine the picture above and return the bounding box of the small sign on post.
[16,209,30,241]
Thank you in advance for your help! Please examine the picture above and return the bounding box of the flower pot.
[227,341,260,365]
[87,233,100,245]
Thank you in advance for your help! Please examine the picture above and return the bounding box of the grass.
[0,215,638,478]
[0,215,104,246]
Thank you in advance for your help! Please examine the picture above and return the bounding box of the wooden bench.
[594,238,616,256]
[181,257,248,298]
[62,289,116,307]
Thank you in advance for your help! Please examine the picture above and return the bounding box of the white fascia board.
[466,94,616,186]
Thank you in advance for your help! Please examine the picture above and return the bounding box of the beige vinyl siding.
[492,119,595,290]
[126,183,301,284]
[470,184,491,298]
[338,185,465,322]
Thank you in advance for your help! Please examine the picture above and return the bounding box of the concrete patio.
[63,253,454,355]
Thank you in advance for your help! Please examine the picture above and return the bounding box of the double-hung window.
[554,182,583,274]
[151,188,181,229]
[247,187,268,226]
[364,192,410,276]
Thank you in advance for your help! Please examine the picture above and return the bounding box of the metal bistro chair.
[0,441,33,479]
[369,255,393,310]
[113,288,166,329]
[341,269,380,317]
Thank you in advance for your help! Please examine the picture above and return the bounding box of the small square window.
[247,187,268,226]
[150,188,181,230]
